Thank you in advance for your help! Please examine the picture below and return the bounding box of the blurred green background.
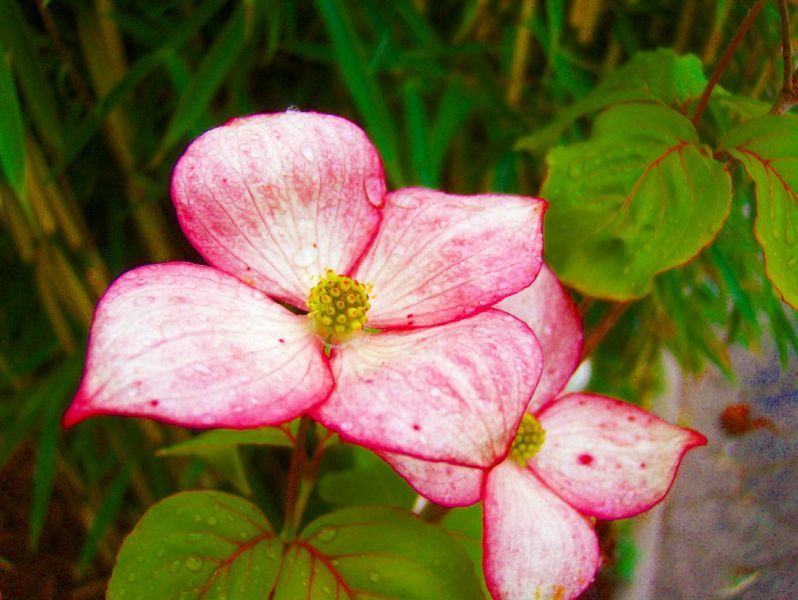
[1,0,796,597]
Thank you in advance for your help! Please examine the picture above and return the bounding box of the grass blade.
[0,42,25,199]
[314,0,404,186]
[152,5,248,164]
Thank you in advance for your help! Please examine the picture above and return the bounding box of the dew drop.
[168,560,182,573]
[127,573,137,582]
[184,556,204,572]
[193,514,202,523]
[392,195,421,209]
[368,570,381,582]
[322,585,333,596]
[292,245,318,268]
[301,147,315,161]
[207,516,218,526]
[316,528,337,542]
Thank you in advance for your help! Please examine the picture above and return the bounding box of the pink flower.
[380,266,707,600]
[64,111,548,472]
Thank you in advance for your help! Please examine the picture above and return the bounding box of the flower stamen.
[308,270,372,342]
[509,413,546,465]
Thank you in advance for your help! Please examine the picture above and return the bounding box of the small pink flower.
[64,112,548,470]
[381,266,707,600]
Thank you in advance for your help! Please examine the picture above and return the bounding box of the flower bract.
[380,265,707,600]
[64,111,548,471]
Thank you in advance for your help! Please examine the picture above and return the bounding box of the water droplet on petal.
[207,516,218,526]
[317,528,337,542]
[127,573,137,582]
[168,560,182,573]
[392,195,421,209]
[368,571,381,582]
[293,245,318,268]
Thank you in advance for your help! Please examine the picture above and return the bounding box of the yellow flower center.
[307,270,372,341]
[509,413,546,465]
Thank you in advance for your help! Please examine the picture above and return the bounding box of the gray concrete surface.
[618,347,798,600]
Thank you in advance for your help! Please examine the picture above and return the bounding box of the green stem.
[691,0,767,126]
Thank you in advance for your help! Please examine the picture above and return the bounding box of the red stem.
[692,0,768,126]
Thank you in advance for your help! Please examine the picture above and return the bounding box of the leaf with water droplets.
[542,103,732,300]
[108,491,281,599]
[272,506,483,599]
[718,114,798,309]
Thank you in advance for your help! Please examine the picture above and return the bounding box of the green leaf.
[543,102,732,299]
[0,44,25,199]
[517,49,707,153]
[158,426,293,495]
[108,491,282,599]
[718,114,798,309]
[317,444,416,508]
[273,506,483,599]
[157,426,294,457]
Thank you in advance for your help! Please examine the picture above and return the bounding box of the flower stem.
[417,500,451,524]
[771,0,798,114]
[281,416,311,540]
[691,0,767,126]
[581,301,630,361]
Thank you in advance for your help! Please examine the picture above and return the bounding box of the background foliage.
[1,0,796,597]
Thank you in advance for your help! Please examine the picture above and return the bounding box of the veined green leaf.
[517,49,707,153]
[273,506,483,599]
[543,102,732,299]
[719,114,798,309]
[108,491,282,599]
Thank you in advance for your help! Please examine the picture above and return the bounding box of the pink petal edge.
[171,112,385,308]
[312,309,542,468]
[483,461,600,600]
[64,263,334,429]
[531,392,707,519]
[497,264,583,412]
[378,451,484,507]
[355,189,546,329]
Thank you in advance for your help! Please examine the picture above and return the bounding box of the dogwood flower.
[64,111,547,471]
[380,266,707,599]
